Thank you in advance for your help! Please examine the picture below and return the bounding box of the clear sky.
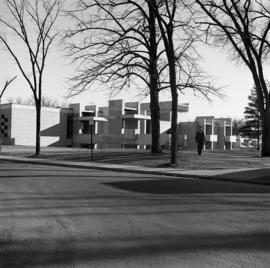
[0,41,257,121]
[0,2,268,121]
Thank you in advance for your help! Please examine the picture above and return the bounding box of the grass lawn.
[1,145,270,170]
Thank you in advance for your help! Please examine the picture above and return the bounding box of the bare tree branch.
[0,76,17,100]
[194,0,270,156]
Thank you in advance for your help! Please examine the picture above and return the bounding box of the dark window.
[4,133,7,137]
[146,120,151,134]
[82,111,94,116]
[67,115,73,139]
[82,121,90,134]
[4,118,8,122]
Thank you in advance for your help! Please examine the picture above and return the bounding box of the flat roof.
[121,114,151,120]
[124,107,138,111]
[78,116,107,122]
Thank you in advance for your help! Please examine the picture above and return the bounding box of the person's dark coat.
[195,130,205,144]
[195,130,205,155]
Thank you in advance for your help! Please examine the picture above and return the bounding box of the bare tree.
[0,0,61,155]
[66,0,218,158]
[65,0,166,153]
[148,0,220,166]
[195,0,270,157]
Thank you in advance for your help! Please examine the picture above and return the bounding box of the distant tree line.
[6,96,67,108]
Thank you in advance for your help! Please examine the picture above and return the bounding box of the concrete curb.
[0,155,270,186]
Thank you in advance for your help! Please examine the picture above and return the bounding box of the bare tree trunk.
[167,36,178,167]
[148,0,179,165]
[169,76,178,166]
[261,107,270,157]
[148,4,161,154]
[150,90,161,153]
[257,116,260,151]
[254,80,270,156]
[35,102,41,156]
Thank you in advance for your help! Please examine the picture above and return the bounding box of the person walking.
[195,127,205,155]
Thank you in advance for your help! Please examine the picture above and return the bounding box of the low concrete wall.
[73,133,171,148]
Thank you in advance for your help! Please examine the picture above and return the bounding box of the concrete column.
[224,121,226,150]
[94,121,98,149]
[122,119,125,134]
[137,119,141,134]
[136,119,140,150]
[211,119,214,150]
[94,121,98,134]
[79,121,83,134]
[230,120,233,150]
[203,118,206,150]
[143,110,147,134]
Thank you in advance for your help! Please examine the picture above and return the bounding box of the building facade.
[0,100,236,150]
[0,100,187,149]
[71,100,188,149]
[177,116,236,150]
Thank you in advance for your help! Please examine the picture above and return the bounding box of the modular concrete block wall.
[0,104,13,145]
[125,101,140,112]
[159,101,172,121]
[73,133,171,147]
[177,122,198,149]
[215,118,234,149]
[124,119,138,131]
[123,102,140,138]
[97,106,109,148]
[160,121,171,134]
[177,116,236,150]
[107,100,124,148]
[140,103,151,134]
[11,105,36,146]
[39,108,73,147]
[195,116,216,150]
[108,100,123,134]
[69,103,82,148]
[215,121,225,149]
[1,104,72,147]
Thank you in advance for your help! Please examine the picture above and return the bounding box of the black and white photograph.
[0,0,270,267]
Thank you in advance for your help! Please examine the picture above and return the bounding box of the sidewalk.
[1,154,270,186]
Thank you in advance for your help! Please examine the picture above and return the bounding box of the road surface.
[0,160,269,267]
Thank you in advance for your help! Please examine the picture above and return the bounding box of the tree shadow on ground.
[0,231,269,267]
[214,168,270,184]
[104,178,270,194]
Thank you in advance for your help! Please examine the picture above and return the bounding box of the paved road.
[0,160,269,268]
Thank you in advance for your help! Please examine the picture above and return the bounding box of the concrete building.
[72,100,188,149]
[0,100,188,149]
[178,116,236,150]
[0,103,73,147]
[0,100,236,150]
